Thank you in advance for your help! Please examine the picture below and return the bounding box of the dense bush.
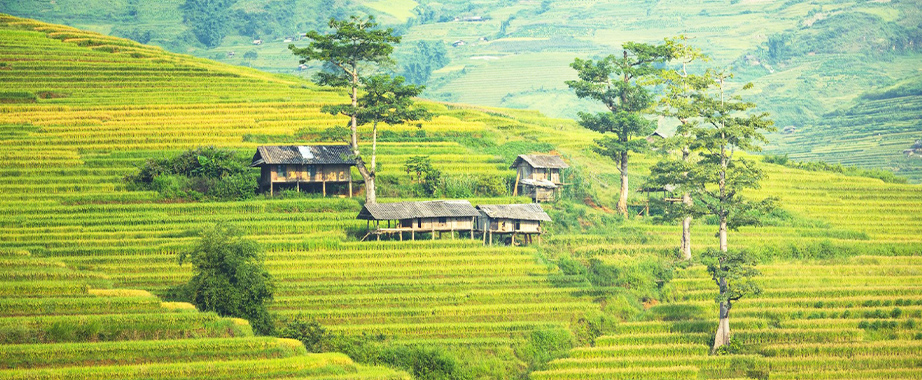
[126,146,257,201]
[514,328,574,372]
[171,224,275,335]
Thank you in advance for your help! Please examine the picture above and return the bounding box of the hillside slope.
[766,77,922,182]
[1,14,922,380]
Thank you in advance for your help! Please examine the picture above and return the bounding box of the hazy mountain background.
[3,0,920,181]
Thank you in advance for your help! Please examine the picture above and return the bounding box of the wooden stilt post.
[412,229,415,241]
[400,231,403,241]
[470,217,474,240]
[432,228,435,240]
[489,231,493,246]
[322,181,326,197]
[348,179,353,198]
[297,181,300,193]
[270,182,273,196]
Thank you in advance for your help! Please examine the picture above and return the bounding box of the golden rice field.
[1,13,921,379]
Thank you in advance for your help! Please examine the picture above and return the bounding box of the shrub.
[126,146,257,201]
[515,328,574,372]
[174,224,275,335]
[278,315,327,352]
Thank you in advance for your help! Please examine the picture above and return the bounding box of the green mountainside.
[1,14,922,380]
[2,0,921,180]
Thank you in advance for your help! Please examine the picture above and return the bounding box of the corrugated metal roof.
[358,200,480,220]
[520,178,557,189]
[250,145,355,166]
[510,154,570,169]
[477,203,551,222]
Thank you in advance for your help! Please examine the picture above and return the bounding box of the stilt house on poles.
[357,200,480,241]
[510,154,569,202]
[476,203,551,245]
[250,145,356,197]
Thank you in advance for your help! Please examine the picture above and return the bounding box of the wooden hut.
[250,145,356,196]
[637,184,682,217]
[476,203,551,245]
[510,154,569,202]
[357,200,480,240]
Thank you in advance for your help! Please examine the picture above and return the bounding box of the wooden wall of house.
[265,164,352,182]
[518,220,541,233]
[399,217,474,231]
[535,187,555,202]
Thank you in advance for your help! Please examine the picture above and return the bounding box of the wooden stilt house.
[357,200,480,241]
[476,203,551,245]
[510,154,569,202]
[250,145,356,197]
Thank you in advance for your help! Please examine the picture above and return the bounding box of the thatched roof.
[510,154,569,169]
[357,200,480,221]
[477,204,551,222]
[250,145,355,167]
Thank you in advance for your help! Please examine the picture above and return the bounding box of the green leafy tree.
[701,249,761,354]
[178,224,275,335]
[358,74,432,181]
[291,16,427,204]
[181,0,237,48]
[650,36,709,260]
[566,42,678,216]
[648,68,774,352]
[401,40,449,85]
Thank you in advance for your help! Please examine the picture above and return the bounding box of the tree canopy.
[178,224,275,335]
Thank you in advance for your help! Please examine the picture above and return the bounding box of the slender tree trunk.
[680,145,692,260]
[681,210,692,260]
[712,290,731,354]
[348,70,377,204]
[371,121,378,178]
[719,216,728,253]
[618,150,629,217]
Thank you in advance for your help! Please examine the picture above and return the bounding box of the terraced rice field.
[533,255,922,379]
[2,13,922,380]
[0,250,409,379]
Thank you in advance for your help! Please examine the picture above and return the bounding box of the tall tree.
[650,36,708,260]
[355,74,431,182]
[701,249,761,354]
[650,69,775,351]
[566,42,678,216]
[289,16,401,204]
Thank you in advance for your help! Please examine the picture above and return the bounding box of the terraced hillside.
[766,78,922,183]
[0,250,409,379]
[2,14,922,380]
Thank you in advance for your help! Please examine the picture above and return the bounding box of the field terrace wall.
[250,145,356,197]
[511,154,569,202]
[357,200,480,240]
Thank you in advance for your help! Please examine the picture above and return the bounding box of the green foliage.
[126,146,257,201]
[356,74,432,129]
[587,256,674,297]
[278,314,327,352]
[514,328,574,372]
[175,224,275,335]
[290,15,400,89]
[401,40,449,85]
[181,0,237,48]
[700,248,761,306]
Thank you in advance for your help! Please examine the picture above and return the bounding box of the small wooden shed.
[250,145,356,196]
[510,154,569,202]
[357,200,480,240]
[476,203,551,245]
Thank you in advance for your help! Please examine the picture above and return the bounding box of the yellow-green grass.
[533,254,922,379]
[0,253,408,378]
[1,13,922,379]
